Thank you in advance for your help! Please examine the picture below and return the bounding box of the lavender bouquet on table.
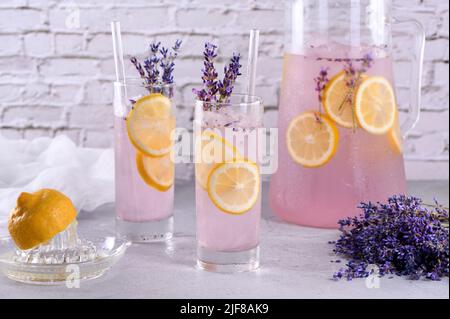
[331,195,449,281]
[130,40,182,97]
[193,42,242,108]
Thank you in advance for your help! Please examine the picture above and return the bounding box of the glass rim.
[114,77,175,89]
[195,93,264,109]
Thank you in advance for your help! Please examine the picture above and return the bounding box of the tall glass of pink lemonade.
[194,94,264,272]
[114,80,176,242]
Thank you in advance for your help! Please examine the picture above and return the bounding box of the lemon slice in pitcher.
[355,76,396,135]
[207,161,260,215]
[195,130,240,189]
[323,71,366,128]
[389,111,404,154]
[127,94,175,157]
[286,112,339,168]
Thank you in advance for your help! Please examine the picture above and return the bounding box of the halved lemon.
[8,189,77,250]
[195,130,240,189]
[207,160,260,215]
[389,111,403,154]
[323,71,367,128]
[136,152,174,192]
[286,112,339,168]
[355,76,396,135]
[127,94,175,157]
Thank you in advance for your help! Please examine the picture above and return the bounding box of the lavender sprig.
[332,195,449,281]
[334,52,375,129]
[130,57,147,84]
[343,60,357,89]
[218,53,242,102]
[160,40,183,85]
[159,47,171,84]
[361,52,374,73]
[193,43,243,105]
[193,43,219,102]
[150,42,161,55]
[129,40,182,89]
[144,56,160,85]
[173,39,183,57]
[314,67,329,105]
[342,52,375,105]
[202,43,219,100]
[144,42,161,85]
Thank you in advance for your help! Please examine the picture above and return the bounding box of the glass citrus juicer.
[0,189,129,284]
[269,0,425,228]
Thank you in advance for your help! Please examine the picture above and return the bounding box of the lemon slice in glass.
[207,161,260,215]
[127,94,175,157]
[136,152,174,192]
[195,130,240,189]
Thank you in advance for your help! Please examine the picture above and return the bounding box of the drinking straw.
[246,29,260,97]
[111,20,127,83]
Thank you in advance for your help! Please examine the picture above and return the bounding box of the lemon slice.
[323,71,367,128]
[127,94,175,157]
[355,76,396,135]
[133,94,172,117]
[207,161,260,215]
[195,130,240,189]
[136,152,174,192]
[389,112,403,154]
[286,112,339,168]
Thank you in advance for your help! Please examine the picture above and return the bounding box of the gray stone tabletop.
[1,181,448,299]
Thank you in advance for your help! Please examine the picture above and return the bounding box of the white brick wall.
[0,0,448,180]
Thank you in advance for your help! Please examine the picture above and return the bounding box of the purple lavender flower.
[130,40,182,89]
[340,52,375,106]
[173,40,183,55]
[314,67,329,103]
[192,88,208,102]
[160,40,183,85]
[331,195,449,281]
[193,43,243,105]
[144,56,160,85]
[202,43,219,100]
[218,53,242,102]
[143,42,161,85]
[344,61,357,87]
[150,42,161,55]
[130,57,147,84]
[344,52,375,88]
[193,43,219,102]
[361,52,374,72]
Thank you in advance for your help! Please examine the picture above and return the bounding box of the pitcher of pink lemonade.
[269,0,425,228]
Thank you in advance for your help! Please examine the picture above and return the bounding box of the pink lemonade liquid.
[196,126,262,253]
[196,187,261,252]
[270,49,407,228]
[114,116,174,223]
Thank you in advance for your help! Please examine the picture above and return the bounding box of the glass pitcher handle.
[392,17,426,138]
